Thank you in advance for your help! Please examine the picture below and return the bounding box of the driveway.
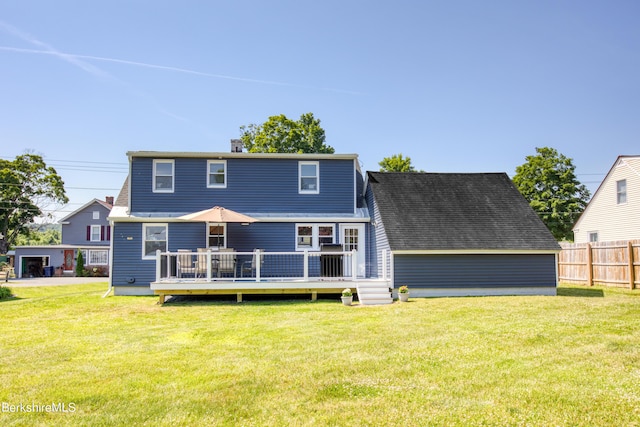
[4,277,109,287]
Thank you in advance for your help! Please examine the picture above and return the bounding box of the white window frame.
[588,232,598,243]
[82,250,109,266]
[299,161,319,194]
[295,223,335,251]
[90,225,101,242]
[142,223,168,259]
[207,160,227,188]
[92,211,100,220]
[207,222,227,249]
[617,179,627,204]
[153,159,174,193]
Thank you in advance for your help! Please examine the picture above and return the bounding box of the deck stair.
[355,282,393,305]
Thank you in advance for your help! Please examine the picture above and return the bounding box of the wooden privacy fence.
[558,240,639,289]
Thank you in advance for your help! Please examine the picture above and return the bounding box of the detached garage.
[366,172,560,297]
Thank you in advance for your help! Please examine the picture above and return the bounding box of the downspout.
[102,218,114,298]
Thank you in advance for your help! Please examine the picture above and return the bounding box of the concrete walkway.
[3,277,108,287]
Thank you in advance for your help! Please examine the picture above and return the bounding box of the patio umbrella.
[178,206,257,223]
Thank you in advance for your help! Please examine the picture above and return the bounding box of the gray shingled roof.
[367,172,560,251]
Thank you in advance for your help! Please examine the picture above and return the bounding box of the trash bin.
[321,244,343,277]
[43,266,54,277]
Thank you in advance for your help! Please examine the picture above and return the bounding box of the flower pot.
[399,292,409,302]
[341,296,353,306]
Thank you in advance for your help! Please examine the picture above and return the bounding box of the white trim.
[299,161,319,194]
[339,223,366,277]
[142,223,168,259]
[109,212,370,223]
[90,224,101,242]
[207,159,227,189]
[295,223,335,251]
[400,287,557,298]
[129,151,358,161]
[16,255,51,279]
[152,159,174,193]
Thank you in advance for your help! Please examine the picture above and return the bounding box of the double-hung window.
[143,224,168,259]
[90,225,101,242]
[617,179,627,204]
[208,223,226,248]
[153,160,174,192]
[295,224,334,250]
[299,161,319,194]
[82,250,109,265]
[207,160,227,188]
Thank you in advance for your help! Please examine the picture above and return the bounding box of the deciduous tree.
[239,113,334,154]
[378,153,421,172]
[0,153,68,253]
[513,147,590,241]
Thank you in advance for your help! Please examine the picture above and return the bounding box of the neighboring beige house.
[573,155,640,243]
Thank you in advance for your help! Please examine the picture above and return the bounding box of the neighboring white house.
[573,155,640,243]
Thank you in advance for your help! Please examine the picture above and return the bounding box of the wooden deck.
[151,278,390,303]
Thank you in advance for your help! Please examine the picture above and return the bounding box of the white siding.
[574,157,640,243]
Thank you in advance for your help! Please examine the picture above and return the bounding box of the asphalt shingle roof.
[367,172,560,251]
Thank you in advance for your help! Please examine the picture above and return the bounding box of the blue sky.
[1,1,639,220]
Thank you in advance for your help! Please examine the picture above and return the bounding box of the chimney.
[230,139,244,153]
[105,196,114,206]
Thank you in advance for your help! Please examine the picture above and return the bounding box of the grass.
[1,283,639,426]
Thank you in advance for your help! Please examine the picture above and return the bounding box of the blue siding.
[394,254,557,289]
[111,223,155,288]
[130,157,355,214]
[365,182,391,279]
[62,202,111,246]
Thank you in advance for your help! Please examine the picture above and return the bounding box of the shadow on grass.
[557,287,604,298]
[165,293,343,306]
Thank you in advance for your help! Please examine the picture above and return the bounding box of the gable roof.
[58,198,113,223]
[572,155,640,231]
[367,172,560,252]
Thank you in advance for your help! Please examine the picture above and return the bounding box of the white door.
[340,224,366,278]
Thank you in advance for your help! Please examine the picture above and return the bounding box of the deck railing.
[155,249,389,283]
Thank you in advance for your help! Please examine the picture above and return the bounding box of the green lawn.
[1,284,639,426]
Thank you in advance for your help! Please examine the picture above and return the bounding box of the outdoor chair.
[195,248,210,278]
[177,250,196,278]
[241,249,264,278]
[216,248,237,278]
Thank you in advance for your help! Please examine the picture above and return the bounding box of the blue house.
[108,142,559,302]
[108,143,392,303]
[14,198,112,278]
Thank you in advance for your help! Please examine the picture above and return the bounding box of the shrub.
[75,251,85,277]
[0,286,13,300]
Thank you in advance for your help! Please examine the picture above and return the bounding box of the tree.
[378,153,421,172]
[75,250,85,277]
[0,153,68,253]
[239,113,334,154]
[512,147,591,241]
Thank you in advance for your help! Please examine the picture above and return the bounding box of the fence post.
[586,243,593,287]
[628,241,635,290]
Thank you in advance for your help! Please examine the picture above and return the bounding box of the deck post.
[237,292,242,303]
[352,249,357,280]
[255,249,261,282]
[158,293,166,305]
[311,291,317,301]
[206,249,212,282]
[303,250,309,281]
[156,250,162,282]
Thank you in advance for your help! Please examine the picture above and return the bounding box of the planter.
[341,296,353,306]
[399,292,409,302]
